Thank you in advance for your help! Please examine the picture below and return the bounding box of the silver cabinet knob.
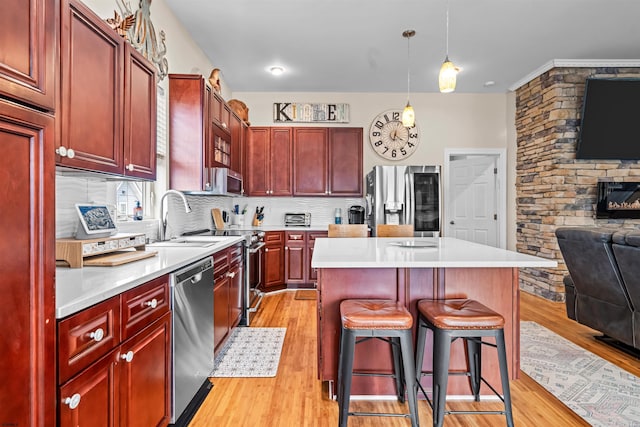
[145,298,158,309]
[227,271,236,278]
[127,163,135,171]
[89,328,104,342]
[120,350,134,363]
[63,393,81,409]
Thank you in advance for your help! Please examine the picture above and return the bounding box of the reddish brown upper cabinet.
[123,44,157,180]
[169,74,211,191]
[293,128,329,196]
[169,74,240,190]
[246,127,293,196]
[229,111,245,174]
[58,0,156,179]
[293,127,363,197]
[0,100,56,427]
[328,127,363,196]
[0,0,56,111]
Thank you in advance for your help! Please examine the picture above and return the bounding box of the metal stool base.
[415,315,514,427]
[338,327,419,427]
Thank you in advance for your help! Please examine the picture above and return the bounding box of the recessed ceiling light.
[269,66,285,76]
[484,80,496,87]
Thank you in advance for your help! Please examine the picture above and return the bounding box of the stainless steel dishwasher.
[170,256,215,426]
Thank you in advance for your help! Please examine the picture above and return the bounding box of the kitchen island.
[311,237,557,397]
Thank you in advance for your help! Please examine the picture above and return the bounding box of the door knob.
[449,220,455,225]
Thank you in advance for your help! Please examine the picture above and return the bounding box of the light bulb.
[402,102,415,127]
[439,57,457,93]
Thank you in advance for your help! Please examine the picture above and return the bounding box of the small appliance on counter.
[348,205,365,224]
[284,212,311,227]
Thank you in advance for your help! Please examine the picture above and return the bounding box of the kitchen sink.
[149,237,230,248]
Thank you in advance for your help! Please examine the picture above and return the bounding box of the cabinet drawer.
[58,296,121,383]
[121,275,170,340]
[285,232,306,243]
[229,243,244,265]
[264,231,284,244]
[213,247,230,278]
[309,231,328,245]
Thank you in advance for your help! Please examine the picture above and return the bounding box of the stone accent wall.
[515,67,640,301]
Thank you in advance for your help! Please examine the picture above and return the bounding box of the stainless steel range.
[182,228,265,325]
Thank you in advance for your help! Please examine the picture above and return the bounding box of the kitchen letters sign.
[273,102,349,123]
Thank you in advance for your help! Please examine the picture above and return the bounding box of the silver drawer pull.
[227,271,236,278]
[145,298,158,309]
[89,328,104,342]
[63,393,81,409]
[121,350,134,363]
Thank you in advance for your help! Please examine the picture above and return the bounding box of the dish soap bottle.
[133,201,143,221]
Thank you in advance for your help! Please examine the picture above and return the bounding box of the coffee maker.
[348,205,365,224]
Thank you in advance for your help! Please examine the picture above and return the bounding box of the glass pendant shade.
[439,57,457,93]
[402,102,415,127]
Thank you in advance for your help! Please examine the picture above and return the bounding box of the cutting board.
[83,250,158,266]
[212,208,225,229]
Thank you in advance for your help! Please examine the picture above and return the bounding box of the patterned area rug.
[210,327,286,378]
[520,321,640,427]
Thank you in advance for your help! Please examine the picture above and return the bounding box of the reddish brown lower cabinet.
[58,350,119,427]
[285,231,307,284]
[228,244,244,329]
[119,312,171,427]
[308,231,328,285]
[213,275,230,352]
[263,231,286,290]
[213,244,244,352]
[0,100,55,427]
[57,277,171,427]
[213,247,230,351]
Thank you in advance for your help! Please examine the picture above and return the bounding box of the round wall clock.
[369,109,420,160]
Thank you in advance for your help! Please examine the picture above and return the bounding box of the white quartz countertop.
[311,237,558,269]
[55,236,245,319]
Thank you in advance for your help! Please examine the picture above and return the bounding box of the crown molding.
[508,59,640,92]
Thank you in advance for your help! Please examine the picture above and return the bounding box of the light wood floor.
[189,290,639,426]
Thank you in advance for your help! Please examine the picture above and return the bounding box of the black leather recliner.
[555,227,636,350]
[611,230,640,349]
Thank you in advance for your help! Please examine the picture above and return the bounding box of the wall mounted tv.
[576,77,640,160]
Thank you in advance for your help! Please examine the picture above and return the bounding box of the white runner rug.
[211,327,286,378]
[520,321,640,427]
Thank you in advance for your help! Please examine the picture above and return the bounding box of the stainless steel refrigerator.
[365,165,441,236]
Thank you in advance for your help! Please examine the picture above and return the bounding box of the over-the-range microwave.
[207,167,243,195]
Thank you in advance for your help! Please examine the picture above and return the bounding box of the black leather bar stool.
[337,299,419,427]
[415,299,514,427]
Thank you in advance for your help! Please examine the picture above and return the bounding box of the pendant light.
[439,0,457,93]
[402,30,415,127]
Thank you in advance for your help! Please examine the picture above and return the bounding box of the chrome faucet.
[159,190,192,241]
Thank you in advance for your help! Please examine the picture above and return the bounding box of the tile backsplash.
[56,174,364,241]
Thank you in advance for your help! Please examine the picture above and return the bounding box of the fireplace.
[597,181,640,219]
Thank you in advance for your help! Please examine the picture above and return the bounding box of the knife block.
[252,214,262,227]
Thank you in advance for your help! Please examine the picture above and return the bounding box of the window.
[115,181,144,220]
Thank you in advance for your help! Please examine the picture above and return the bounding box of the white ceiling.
[164,0,640,94]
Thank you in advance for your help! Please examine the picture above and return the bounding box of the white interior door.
[447,155,499,247]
